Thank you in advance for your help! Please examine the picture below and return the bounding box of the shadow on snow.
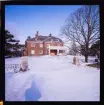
[25,80,41,101]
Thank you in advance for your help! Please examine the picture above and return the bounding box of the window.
[47,44,50,48]
[39,50,43,54]
[51,39,53,42]
[55,39,59,42]
[31,43,35,47]
[40,44,43,48]
[59,50,63,53]
[31,50,35,54]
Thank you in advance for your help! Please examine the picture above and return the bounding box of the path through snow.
[5,55,100,101]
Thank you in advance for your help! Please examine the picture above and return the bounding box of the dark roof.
[27,37,35,41]
[27,35,63,42]
[38,36,48,41]
[45,36,63,42]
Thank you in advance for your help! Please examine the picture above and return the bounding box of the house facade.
[24,31,66,56]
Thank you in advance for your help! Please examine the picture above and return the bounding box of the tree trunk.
[84,43,89,63]
[85,55,88,62]
[85,48,88,62]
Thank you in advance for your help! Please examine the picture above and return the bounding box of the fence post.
[20,56,28,72]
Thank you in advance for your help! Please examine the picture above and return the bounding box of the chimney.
[36,31,39,40]
[37,31,39,35]
[49,33,52,37]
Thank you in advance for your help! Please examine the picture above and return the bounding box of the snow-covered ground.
[5,55,100,101]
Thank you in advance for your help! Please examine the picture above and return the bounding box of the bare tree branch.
[60,5,100,62]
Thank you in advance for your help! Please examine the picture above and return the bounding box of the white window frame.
[31,50,35,54]
[39,50,43,54]
[40,44,43,48]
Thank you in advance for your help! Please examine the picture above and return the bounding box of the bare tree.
[61,5,100,62]
[69,40,80,55]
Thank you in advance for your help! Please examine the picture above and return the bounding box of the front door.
[50,50,57,56]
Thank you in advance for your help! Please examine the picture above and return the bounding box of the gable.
[44,36,63,42]
[26,35,63,43]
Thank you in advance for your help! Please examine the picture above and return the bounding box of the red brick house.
[24,31,65,56]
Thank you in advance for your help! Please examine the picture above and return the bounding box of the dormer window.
[51,39,53,42]
[55,39,59,42]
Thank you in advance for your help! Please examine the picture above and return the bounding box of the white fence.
[5,64,22,73]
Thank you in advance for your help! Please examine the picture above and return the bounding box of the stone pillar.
[64,50,65,53]
[57,49,59,55]
[20,56,28,72]
[49,45,50,55]
[73,56,79,65]
[49,48,50,55]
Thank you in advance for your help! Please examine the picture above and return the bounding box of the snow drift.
[5,55,100,101]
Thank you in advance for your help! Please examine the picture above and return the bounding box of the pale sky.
[5,5,81,45]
